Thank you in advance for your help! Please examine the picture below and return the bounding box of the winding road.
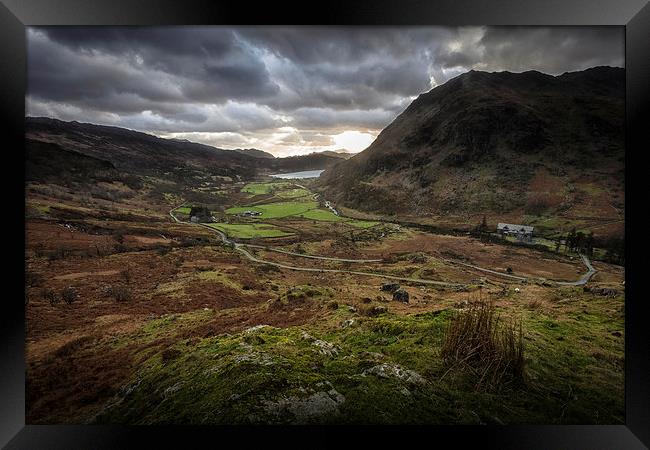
[169,203,596,287]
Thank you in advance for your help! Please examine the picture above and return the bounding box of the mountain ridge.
[316,66,624,234]
[25,117,347,178]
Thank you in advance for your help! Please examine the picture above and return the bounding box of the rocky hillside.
[317,67,624,226]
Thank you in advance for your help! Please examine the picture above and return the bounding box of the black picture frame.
[2,0,648,448]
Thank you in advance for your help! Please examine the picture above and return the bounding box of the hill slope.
[316,67,624,233]
[26,117,346,180]
[232,148,275,159]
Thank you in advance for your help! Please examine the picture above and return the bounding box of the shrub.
[114,231,125,244]
[109,285,132,302]
[26,271,44,287]
[161,348,182,364]
[33,243,45,258]
[155,245,171,256]
[358,304,388,317]
[527,299,543,310]
[61,287,78,305]
[120,269,132,283]
[42,288,59,305]
[524,195,550,216]
[255,263,281,274]
[48,246,68,261]
[441,298,525,390]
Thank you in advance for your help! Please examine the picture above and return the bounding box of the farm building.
[497,223,534,242]
[239,210,262,217]
[189,206,212,223]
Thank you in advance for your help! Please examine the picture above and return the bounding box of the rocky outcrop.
[380,282,400,293]
[392,289,409,303]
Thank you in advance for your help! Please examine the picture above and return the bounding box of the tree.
[566,228,576,253]
[480,215,488,232]
[575,231,585,253]
[585,232,595,257]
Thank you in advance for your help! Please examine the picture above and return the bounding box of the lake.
[270,169,325,179]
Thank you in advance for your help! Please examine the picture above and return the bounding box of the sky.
[26,26,624,157]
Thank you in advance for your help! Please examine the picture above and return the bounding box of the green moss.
[95,291,623,425]
[195,270,242,291]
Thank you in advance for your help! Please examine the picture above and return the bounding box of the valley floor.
[24,178,625,425]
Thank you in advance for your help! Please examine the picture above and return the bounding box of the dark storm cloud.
[433,26,624,75]
[26,26,624,155]
[29,27,279,106]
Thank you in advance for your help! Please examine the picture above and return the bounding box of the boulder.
[584,286,619,297]
[392,289,409,303]
[380,282,400,293]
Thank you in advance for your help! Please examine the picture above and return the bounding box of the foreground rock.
[362,363,426,385]
[583,286,619,297]
[301,331,339,356]
[392,289,409,303]
[258,384,345,424]
[380,282,400,293]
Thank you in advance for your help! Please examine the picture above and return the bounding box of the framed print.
[1,0,649,448]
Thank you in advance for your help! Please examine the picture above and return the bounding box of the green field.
[227,201,319,219]
[347,220,380,228]
[205,223,293,239]
[241,182,293,195]
[228,200,380,229]
[297,208,346,222]
[233,183,380,229]
[296,207,378,228]
[174,206,191,215]
[275,188,312,200]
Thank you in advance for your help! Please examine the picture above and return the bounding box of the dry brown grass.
[441,297,525,390]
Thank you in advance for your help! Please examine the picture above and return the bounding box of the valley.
[25,167,624,425]
[21,26,628,430]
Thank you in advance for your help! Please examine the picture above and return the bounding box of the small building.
[497,223,534,242]
[189,206,212,223]
[239,210,262,217]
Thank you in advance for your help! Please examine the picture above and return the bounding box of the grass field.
[229,198,380,230]
[276,188,312,200]
[227,201,319,219]
[174,206,191,215]
[297,208,346,222]
[205,223,293,239]
[241,182,293,195]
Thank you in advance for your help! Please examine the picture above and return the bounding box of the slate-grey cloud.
[26,26,623,156]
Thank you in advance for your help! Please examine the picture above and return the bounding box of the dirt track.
[170,204,597,287]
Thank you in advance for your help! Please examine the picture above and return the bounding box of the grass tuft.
[441,297,525,390]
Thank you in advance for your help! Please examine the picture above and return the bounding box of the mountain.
[26,117,264,179]
[270,152,346,172]
[232,148,275,159]
[25,118,345,181]
[320,150,355,159]
[316,67,625,225]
